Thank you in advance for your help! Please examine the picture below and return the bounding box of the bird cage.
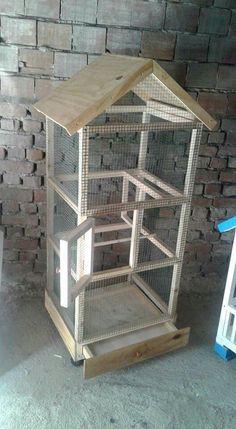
[34,55,217,379]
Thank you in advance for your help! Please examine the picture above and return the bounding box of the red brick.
[4,239,38,250]
[2,214,38,227]
[0,160,34,174]
[141,31,176,60]
[2,201,19,213]
[196,170,219,183]
[210,158,227,169]
[186,241,212,254]
[204,183,221,196]
[213,198,236,208]
[228,95,236,115]
[7,227,24,238]
[220,171,236,182]
[27,149,44,162]
[7,147,25,160]
[20,251,37,262]
[25,227,41,238]
[192,197,212,207]
[3,173,21,185]
[198,92,228,116]
[0,187,33,202]
[34,189,46,203]
[198,145,217,157]
[23,176,42,188]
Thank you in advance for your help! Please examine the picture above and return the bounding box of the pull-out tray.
[83,322,190,379]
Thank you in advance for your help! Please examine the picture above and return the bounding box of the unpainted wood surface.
[84,326,190,379]
[34,54,152,135]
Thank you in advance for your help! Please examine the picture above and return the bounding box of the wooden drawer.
[83,323,190,379]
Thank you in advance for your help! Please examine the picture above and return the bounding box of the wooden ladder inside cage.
[215,216,236,360]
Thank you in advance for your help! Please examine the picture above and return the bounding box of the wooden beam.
[132,273,168,314]
[87,121,195,134]
[83,326,190,379]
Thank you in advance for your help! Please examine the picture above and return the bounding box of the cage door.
[59,218,95,308]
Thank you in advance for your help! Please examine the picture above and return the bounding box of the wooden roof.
[34,54,217,134]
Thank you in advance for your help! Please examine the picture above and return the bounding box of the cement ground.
[0,292,235,429]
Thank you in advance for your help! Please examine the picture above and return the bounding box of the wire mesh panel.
[77,274,170,344]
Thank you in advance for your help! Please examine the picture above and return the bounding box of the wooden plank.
[152,62,217,131]
[125,170,164,199]
[48,177,78,213]
[132,273,168,314]
[83,327,190,379]
[45,290,76,360]
[139,169,183,197]
[34,54,153,135]
[95,222,131,233]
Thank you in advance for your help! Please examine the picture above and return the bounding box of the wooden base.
[45,290,190,379]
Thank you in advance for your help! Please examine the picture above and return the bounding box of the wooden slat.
[34,54,153,135]
[152,62,217,131]
[45,291,76,360]
[83,327,190,379]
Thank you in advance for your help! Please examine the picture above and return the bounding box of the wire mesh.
[49,74,203,344]
[78,273,170,344]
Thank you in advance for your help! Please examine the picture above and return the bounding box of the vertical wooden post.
[129,112,150,271]
[46,118,55,293]
[168,126,202,317]
[74,127,90,355]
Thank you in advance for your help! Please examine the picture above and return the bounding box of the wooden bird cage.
[34,54,217,379]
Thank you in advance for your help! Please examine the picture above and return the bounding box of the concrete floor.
[0,292,236,429]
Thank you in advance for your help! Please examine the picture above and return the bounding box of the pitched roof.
[34,54,217,135]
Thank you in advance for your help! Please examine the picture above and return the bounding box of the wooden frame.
[35,54,214,376]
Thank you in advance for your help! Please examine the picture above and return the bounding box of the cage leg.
[70,356,84,367]
[214,342,236,361]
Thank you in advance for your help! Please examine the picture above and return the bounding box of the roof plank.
[34,54,152,135]
[152,61,218,131]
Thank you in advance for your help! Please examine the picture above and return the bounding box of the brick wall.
[0,0,235,295]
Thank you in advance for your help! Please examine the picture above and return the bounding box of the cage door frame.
[59,217,95,308]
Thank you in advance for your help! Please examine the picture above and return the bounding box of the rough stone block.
[1,17,36,46]
[0,187,33,202]
[107,28,141,56]
[157,61,187,86]
[2,201,19,214]
[197,157,210,168]
[1,76,34,99]
[131,1,165,29]
[209,37,236,64]
[208,132,225,144]
[199,7,231,35]
[0,0,24,14]
[176,34,209,62]
[25,0,60,19]
[217,65,236,90]
[165,3,199,32]
[0,133,33,149]
[73,26,106,54]
[23,120,42,133]
[38,22,72,50]
[19,49,53,75]
[3,173,20,185]
[214,197,236,208]
[198,92,228,115]
[61,0,97,23]
[34,135,46,151]
[221,119,236,132]
[54,53,87,77]
[0,46,18,73]
[8,147,25,160]
[186,63,217,89]
[199,145,217,157]
[141,31,176,60]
